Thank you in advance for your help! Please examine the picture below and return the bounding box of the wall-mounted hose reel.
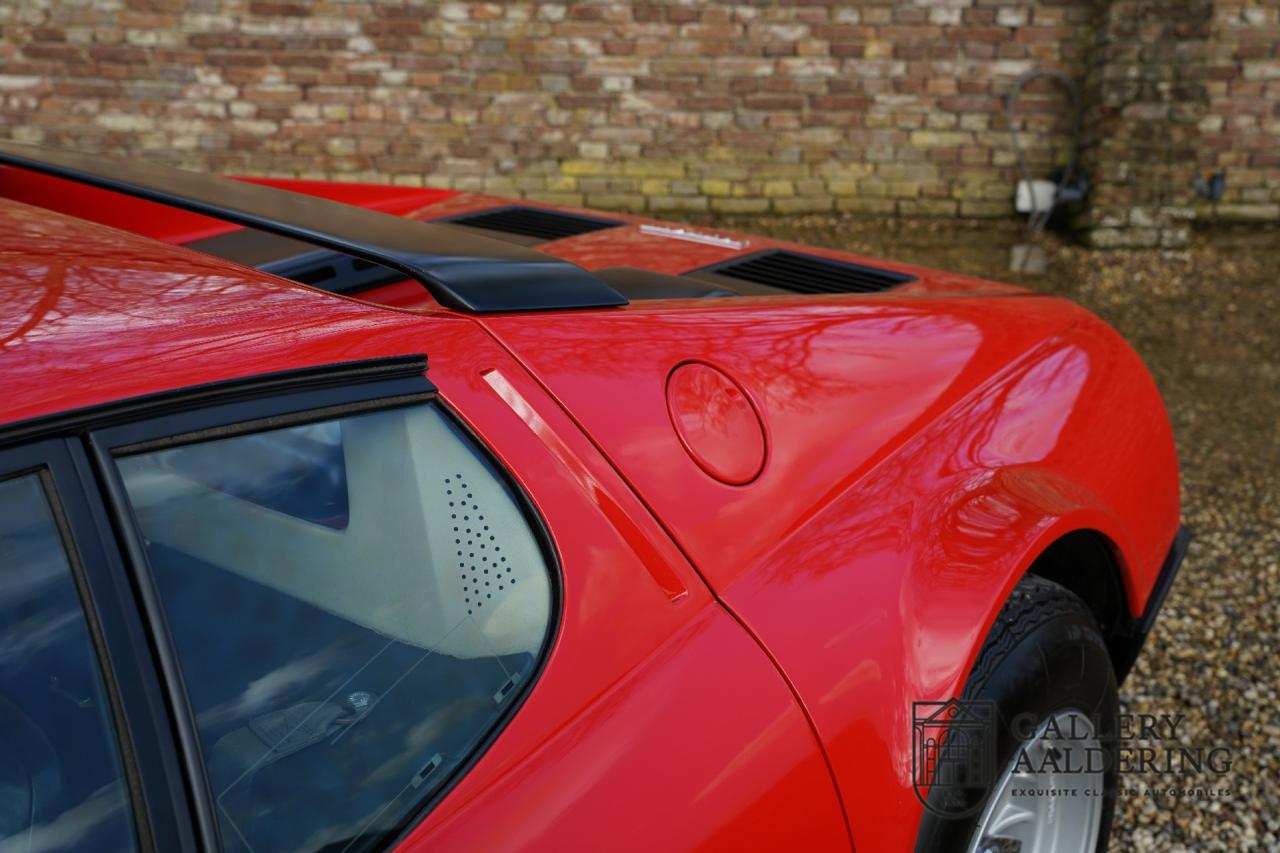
[1007,69,1090,234]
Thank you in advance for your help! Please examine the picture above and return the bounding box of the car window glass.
[116,403,554,853]
[156,420,349,529]
[0,473,139,852]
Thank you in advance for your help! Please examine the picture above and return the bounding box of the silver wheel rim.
[967,709,1104,853]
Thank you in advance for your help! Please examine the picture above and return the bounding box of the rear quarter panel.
[481,294,1180,851]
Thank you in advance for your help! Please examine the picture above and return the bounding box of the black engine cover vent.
[441,206,622,243]
[695,250,916,295]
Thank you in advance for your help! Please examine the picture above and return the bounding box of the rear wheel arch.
[914,573,1120,853]
[1024,528,1133,675]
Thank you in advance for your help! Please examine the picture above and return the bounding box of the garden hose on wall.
[1006,69,1087,233]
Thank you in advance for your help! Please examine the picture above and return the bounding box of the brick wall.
[0,1,1275,243]
[1078,0,1280,247]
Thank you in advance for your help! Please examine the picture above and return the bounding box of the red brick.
[0,0,1268,237]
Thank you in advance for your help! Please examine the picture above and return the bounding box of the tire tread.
[963,575,1096,699]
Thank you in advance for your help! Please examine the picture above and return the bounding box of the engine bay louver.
[699,250,916,294]
[443,206,622,242]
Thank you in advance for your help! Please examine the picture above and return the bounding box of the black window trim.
[0,356,433,452]
[77,357,562,852]
[0,438,195,852]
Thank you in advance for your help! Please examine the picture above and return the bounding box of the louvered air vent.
[700,250,916,294]
[444,206,622,242]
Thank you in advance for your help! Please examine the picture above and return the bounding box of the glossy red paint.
[666,361,767,485]
[480,295,1178,852]
[407,344,852,853]
[0,171,1182,853]
[0,198,446,424]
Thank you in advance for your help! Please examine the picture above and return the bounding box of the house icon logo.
[912,698,997,818]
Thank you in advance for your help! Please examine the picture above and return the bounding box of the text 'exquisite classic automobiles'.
[0,142,1185,853]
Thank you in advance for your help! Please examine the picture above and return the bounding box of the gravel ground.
[702,215,1280,851]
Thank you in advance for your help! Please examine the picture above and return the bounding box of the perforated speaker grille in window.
[448,473,515,617]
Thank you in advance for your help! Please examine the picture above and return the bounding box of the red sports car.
[0,142,1185,853]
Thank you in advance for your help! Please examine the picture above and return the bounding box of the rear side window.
[0,474,139,851]
[115,403,554,853]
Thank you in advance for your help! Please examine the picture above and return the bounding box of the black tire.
[915,575,1119,852]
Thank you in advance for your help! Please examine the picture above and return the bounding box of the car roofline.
[0,354,430,451]
[0,141,627,314]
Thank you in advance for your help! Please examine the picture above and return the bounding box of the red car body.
[0,163,1181,852]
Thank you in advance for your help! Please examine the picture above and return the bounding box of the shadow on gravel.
[702,214,1280,851]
